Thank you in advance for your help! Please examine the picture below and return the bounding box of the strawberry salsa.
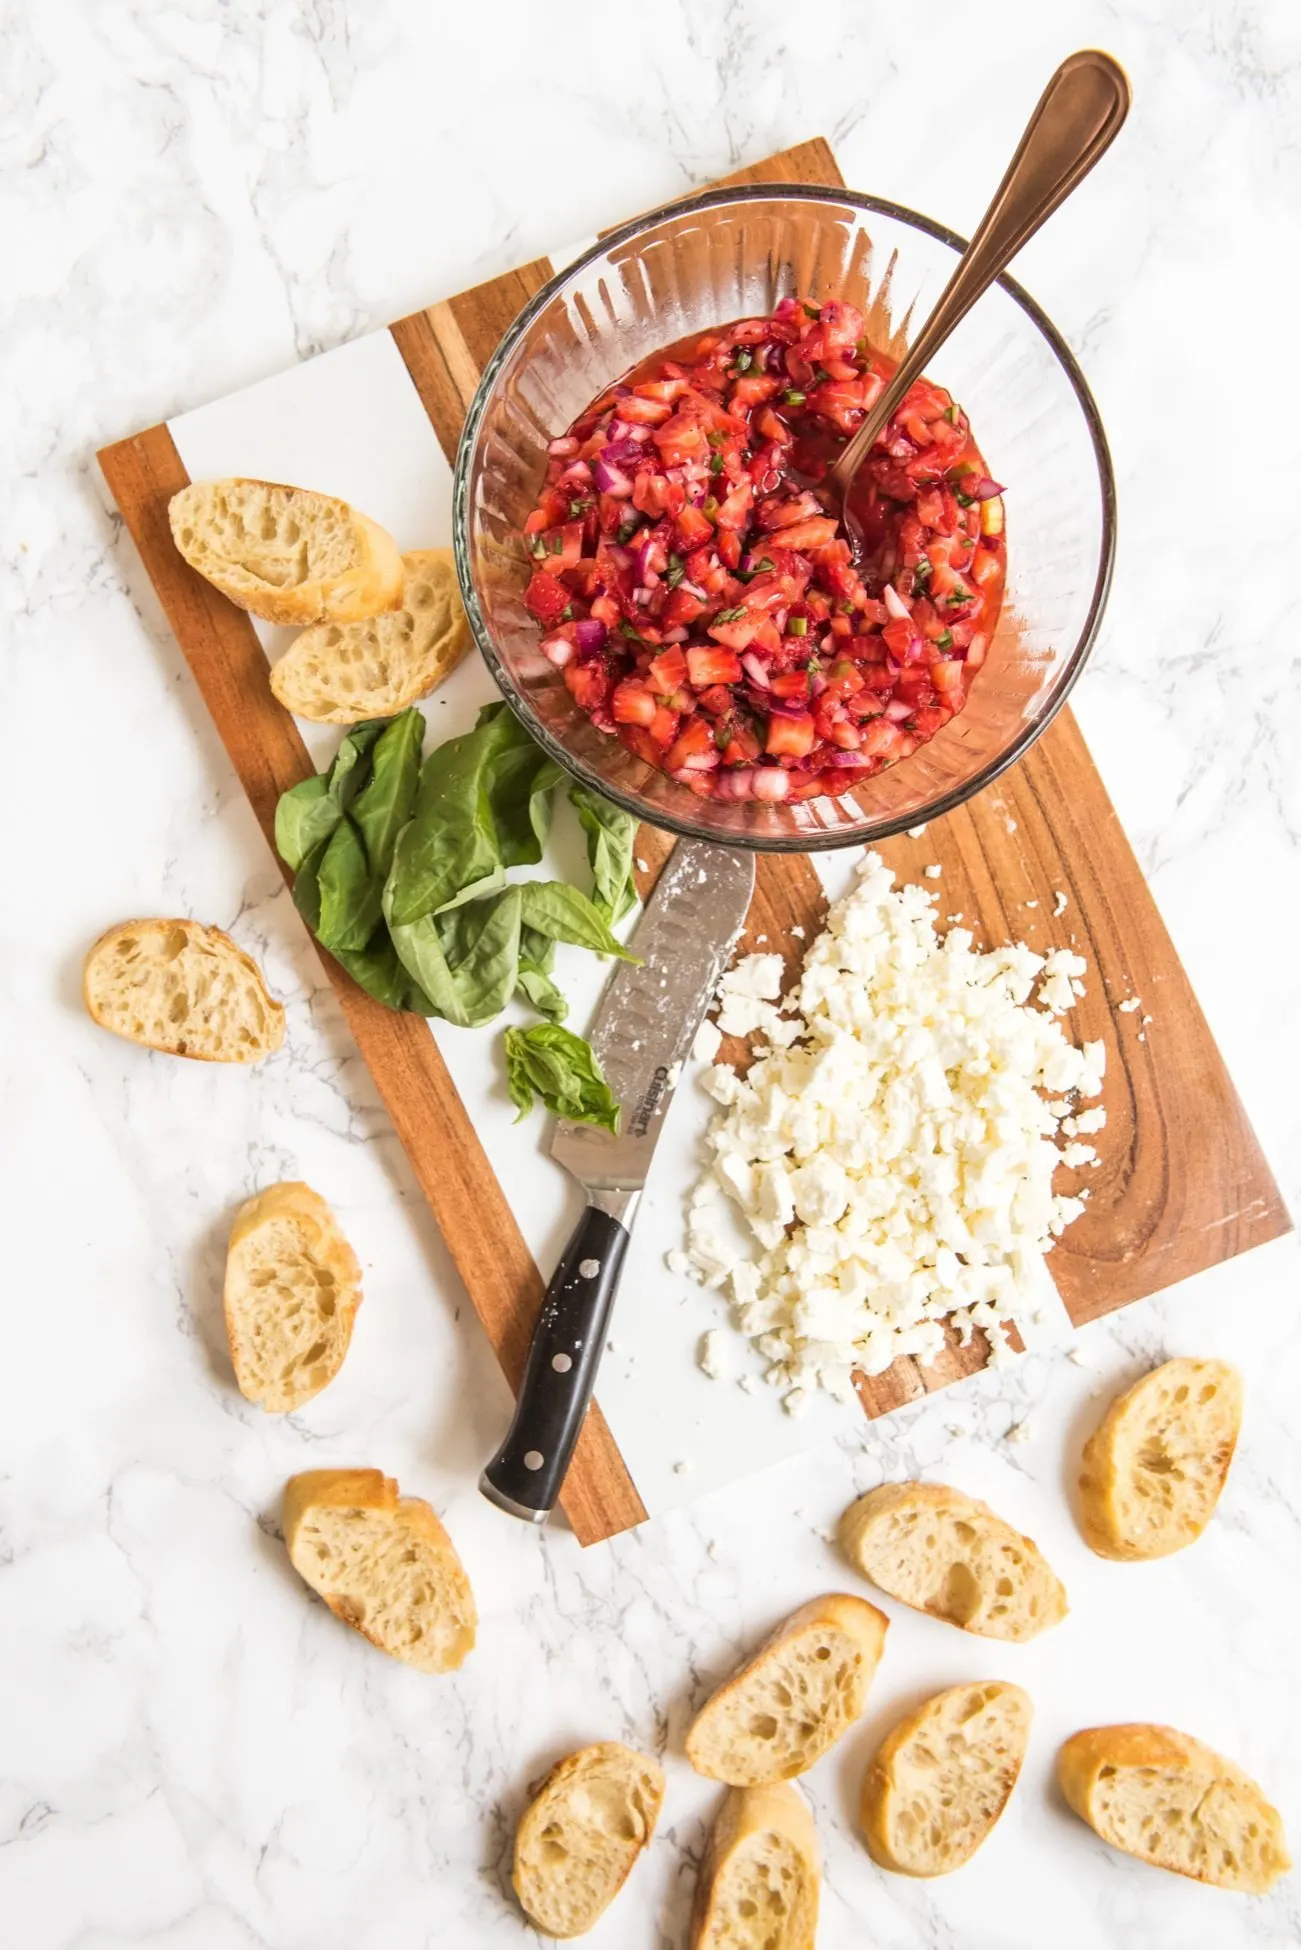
[521,297,1006,804]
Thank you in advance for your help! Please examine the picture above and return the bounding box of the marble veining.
[2,3,1299,1946]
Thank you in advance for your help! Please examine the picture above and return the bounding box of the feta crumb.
[636,857,649,873]
[1053,891,1069,917]
[790,925,806,939]
[946,1423,967,1439]
[1141,1014,1152,1026]
[738,1373,760,1395]
[698,1329,734,1381]
[783,1387,810,1418]
[666,1249,691,1277]
[1063,1107,1107,1137]
[1138,1032,1146,1043]
[673,1459,692,1476]
[1006,819,1017,834]
[665,1061,682,1088]
[924,864,943,879]
[1061,1143,1098,1168]
[693,1018,723,1064]
[681,850,1096,1401]
[1118,997,1141,1014]
[1005,1421,1032,1445]
[907,824,928,837]
[1067,1347,1091,1367]
[1025,900,1038,909]
[947,913,965,923]
[755,933,768,944]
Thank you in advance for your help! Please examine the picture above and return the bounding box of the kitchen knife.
[480,837,757,1524]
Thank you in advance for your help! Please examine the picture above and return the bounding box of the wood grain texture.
[96,422,646,1547]
[98,136,1289,1526]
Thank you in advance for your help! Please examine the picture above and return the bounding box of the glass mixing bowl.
[453,184,1115,852]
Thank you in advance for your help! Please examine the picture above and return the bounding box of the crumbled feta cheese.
[682,852,1097,1400]
[790,925,806,939]
[666,1249,692,1277]
[1063,1107,1107,1137]
[1067,1346,1092,1367]
[673,1459,692,1475]
[1061,1143,1098,1169]
[721,953,785,1001]
[1005,1421,1032,1445]
[924,864,942,879]
[1053,891,1069,917]
[783,1387,810,1418]
[665,1061,682,1088]
[1118,997,1141,1014]
[1025,900,1038,910]
[693,1018,723,1064]
[697,1329,734,1380]
[1006,819,1017,833]
[907,824,928,837]
[636,857,649,873]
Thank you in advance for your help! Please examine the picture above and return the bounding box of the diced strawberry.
[687,646,743,687]
[716,531,742,570]
[524,571,570,625]
[661,586,708,629]
[766,712,816,758]
[882,616,916,661]
[564,661,611,713]
[647,645,689,695]
[714,483,754,531]
[859,719,908,758]
[769,669,810,701]
[612,678,658,726]
[707,610,764,651]
[696,684,736,718]
[768,516,839,552]
[720,723,762,765]
[674,505,715,549]
[633,471,685,518]
[653,413,709,465]
[730,374,781,409]
[666,717,718,771]
[648,705,680,748]
[617,395,673,425]
[633,378,688,403]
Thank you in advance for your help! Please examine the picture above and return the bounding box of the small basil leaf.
[316,816,384,953]
[502,1024,620,1133]
[518,881,639,961]
[275,775,342,872]
[291,836,329,934]
[393,888,523,1029]
[352,708,424,880]
[569,782,639,924]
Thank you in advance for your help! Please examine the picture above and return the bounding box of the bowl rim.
[453,180,1117,853]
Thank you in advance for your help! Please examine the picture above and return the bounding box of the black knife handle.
[480,1204,630,1523]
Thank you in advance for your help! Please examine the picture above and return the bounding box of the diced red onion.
[591,457,633,497]
[574,619,607,654]
[809,672,828,698]
[680,579,708,601]
[681,750,720,772]
[884,698,913,721]
[825,749,871,768]
[600,439,645,469]
[740,652,771,689]
[540,635,574,668]
[661,626,689,644]
[605,544,633,570]
[634,538,657,582]
[752,766,791,802]
[882,582,911,621]
[967,476,1004,501]
[712,767,756,801]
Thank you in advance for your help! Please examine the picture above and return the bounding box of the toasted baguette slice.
[861,1681,1032,1876]
[1078,1357,1243,1560]
[512,1742,664,1938]
[169,479,403,626]
[1059,1724,1289,1893]
[224,1183,362,1411]
[283,1469,475,1673]
[270,548,471,722]
[692,1784,819,1950]
[840,1482,1067,1642]
[686,1594,887,1786]
[83,918,284,1063]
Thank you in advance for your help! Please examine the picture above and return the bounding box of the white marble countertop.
[3,4,1299,1947]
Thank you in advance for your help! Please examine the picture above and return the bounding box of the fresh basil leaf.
[316,816,384,953]
[503,1024,620,1133]
[386,711,520,926]
[275,775,342,873]
[352,708,424,880]
[518,881,639,961]
[517,928,566,1020]
[291,836,329,933]
[393,887,523,1029]
[475,700,565,866]
[326,718,387,811]
[517,963,568,1020]
[568,782,639,924]
[334,937,432,1014]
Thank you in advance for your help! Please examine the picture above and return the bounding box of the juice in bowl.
[520,297,1006,806]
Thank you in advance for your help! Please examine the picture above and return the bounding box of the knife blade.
[480,836,757,1524]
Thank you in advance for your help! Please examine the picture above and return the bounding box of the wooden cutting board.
[99,137,1289,1543]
